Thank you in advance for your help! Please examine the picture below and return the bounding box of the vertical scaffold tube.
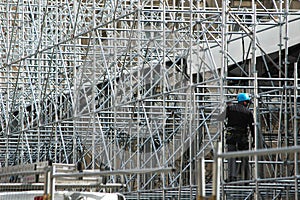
[294,62,299,200]
[251,1,260,199]
[220,0,228,192]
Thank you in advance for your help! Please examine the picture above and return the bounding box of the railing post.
[212,141,222,200]
[44,166,51,199]
[197,156,206,200]
[50,164,55,200]
[43,160,54,200]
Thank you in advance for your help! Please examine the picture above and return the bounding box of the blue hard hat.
[237,93,251,102]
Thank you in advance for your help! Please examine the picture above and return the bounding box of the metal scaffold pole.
[294,62,299,200]
[251,1,260,199]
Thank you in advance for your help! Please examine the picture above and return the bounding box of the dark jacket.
[226,103,254,138]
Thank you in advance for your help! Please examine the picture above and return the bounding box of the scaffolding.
[0,0,299,199]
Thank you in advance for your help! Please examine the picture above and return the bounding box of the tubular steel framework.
[0,0,300,199]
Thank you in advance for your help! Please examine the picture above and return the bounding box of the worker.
[224,93,254,182]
